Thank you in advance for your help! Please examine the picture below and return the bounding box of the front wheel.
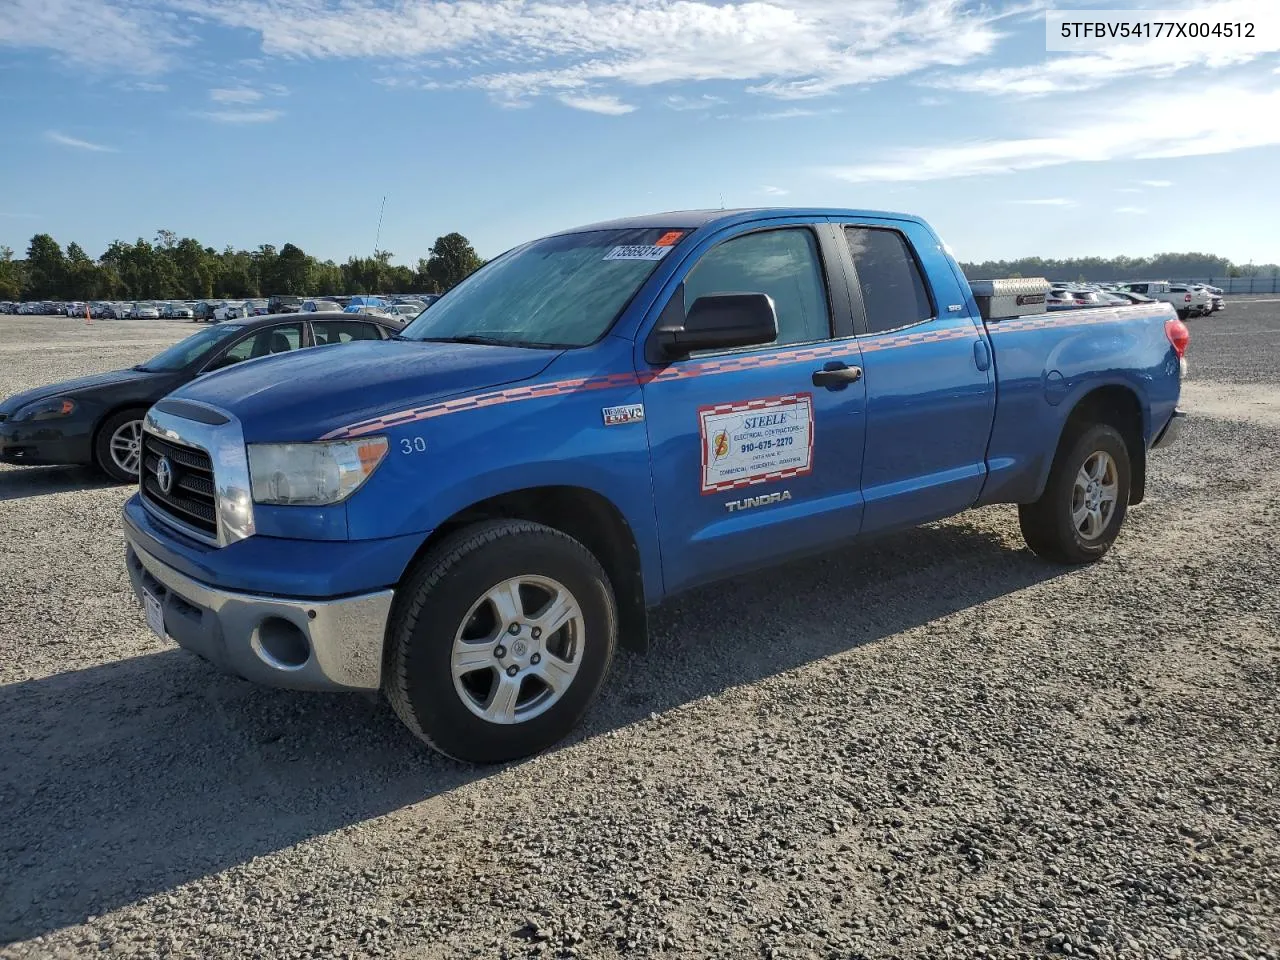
[384,520,617,763]
[1019,423,1131,564]
[94,408,148,482]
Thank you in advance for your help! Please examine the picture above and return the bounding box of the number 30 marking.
[399,437,427,454]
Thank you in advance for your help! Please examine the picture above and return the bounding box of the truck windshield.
[137,324,244,371]
[400,227,685,348]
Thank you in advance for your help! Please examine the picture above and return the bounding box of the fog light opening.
[254,617,311,671]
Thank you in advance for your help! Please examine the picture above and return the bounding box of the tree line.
[5,231,1277,302]
[959,252,1280,283]
[0,231,487,302]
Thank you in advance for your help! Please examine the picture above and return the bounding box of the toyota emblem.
[156,456,174,495]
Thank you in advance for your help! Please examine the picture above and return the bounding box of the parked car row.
[1040,281,1223,319]
[1,293,441,320]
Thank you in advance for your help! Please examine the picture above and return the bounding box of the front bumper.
[0,418,94,466]
[125,533,394,692]
[1152,409,1185,450]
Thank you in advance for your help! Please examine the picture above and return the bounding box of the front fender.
[342,343,663,603]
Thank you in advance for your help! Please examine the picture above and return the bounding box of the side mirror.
[653,293,778,359]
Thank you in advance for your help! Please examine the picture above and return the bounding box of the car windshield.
[400,227,685,348]
[138,324,245,371]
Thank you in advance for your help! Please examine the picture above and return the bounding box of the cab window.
[844,227,934,334]
[682,228,831,348]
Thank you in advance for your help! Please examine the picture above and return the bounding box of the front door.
[639,223,868,595]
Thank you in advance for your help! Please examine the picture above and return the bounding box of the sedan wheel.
[94,408,150,482]
[110,419,144,476]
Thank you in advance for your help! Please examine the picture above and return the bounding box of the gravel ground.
[1,310,1277,960]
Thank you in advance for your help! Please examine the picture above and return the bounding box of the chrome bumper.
[125,536,393,692]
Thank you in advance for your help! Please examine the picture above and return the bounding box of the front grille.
[141,434,217,538]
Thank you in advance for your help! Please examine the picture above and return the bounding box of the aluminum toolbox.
[969,277,1051,320]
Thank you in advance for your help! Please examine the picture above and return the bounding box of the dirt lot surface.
[1,308,1277,959]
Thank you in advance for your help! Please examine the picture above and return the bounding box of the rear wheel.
[384,520,617,763]
[93,408,148,483]
[1019,423,1131,564]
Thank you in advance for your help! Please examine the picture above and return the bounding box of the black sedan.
[0,313,402,481]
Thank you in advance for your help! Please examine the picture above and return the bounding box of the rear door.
[638,220,868,594]
[836,220,995,534]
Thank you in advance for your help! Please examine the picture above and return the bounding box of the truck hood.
[0,368,155,415]
[170,339,563,442]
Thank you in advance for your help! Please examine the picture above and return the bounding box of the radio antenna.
[374,195,387,254]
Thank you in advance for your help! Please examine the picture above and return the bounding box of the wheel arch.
[400,485,649,652]
[1052,384,1147,505]
[90,401,153,465]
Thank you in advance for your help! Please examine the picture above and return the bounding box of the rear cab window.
[842,226,935,335]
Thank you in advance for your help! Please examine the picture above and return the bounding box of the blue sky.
[2,0,1279,265]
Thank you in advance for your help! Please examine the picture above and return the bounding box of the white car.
[388,303,425,322]
[1168,284,1213,318]
[130,301,162,319]
[299,299,343,313]
[213,301,249,322]
[1122,282,1209,320]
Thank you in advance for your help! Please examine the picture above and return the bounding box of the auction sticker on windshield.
[603,245,674,261]
[699,394,814,493]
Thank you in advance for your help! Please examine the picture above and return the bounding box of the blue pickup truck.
[123,208,1188,762]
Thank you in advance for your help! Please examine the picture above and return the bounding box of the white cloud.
[1115,206,1148,214]
[120,80,169,93]
[824,82,1280,183]
[198,108,284,123]
[46,130,117,152]
[931,0,1280,97]
[557,93,635,115]
[0,0,185,72]
[665,94,725,112]
[760,185,790,196]
[166,0,1004,105]
[210,86,263,103]
[0,211,41,219]
[741,106,840,120]
[1007,197,1075,206]
[1139,179,1173,188]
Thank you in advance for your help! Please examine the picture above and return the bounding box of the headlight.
[247,437,388,505]
[13,397,77,422]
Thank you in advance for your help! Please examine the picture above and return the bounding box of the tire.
[384,519,618,763]
[93,408,148,483]
[1019,423,1131,564]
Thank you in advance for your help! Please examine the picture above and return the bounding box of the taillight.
[1165,318,1190,358]
[1183,293,1192,302]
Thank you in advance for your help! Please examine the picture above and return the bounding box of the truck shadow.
[0,514,1068,944]
[0,465,115,502]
